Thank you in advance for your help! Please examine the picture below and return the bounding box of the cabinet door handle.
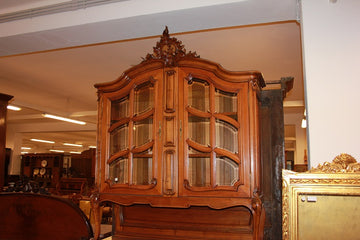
[159,121,162,137]
[179,120,182,137]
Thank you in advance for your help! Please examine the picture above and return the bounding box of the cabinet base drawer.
[112,204,254,240]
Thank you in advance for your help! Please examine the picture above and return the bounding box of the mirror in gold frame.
[282,153,360,240]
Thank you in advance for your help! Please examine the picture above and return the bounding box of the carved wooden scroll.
[142,26,199,67]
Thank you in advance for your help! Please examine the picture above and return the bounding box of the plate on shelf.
[41,159,48,167]
[33,168,39,175]
[40,168,46,175]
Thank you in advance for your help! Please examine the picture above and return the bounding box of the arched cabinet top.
[95,26,265,93]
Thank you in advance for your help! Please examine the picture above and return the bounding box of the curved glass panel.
[110,124,128,155]
[133,118,153,147]
[215,119,238,153]
[132,149,153,185]
[109,157,128,184]
[215,89,237,120]
[188,79,209,112]
[134,82,154,115]
[216,156,239,186]
[111,95,129,124]
[188,116,210,146]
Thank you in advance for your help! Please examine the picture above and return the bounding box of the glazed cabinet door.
[99,70,163,195]
[178,69,254,198]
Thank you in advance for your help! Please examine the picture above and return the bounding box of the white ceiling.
[0,0,303,154]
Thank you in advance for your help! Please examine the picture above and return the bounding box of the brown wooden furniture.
[21,150,95,194]
[92,27,266,239]
[56,177,88,195]
[70,149,96,181]
[293,164,308,172]
[0,93,13,189]
[21,153,64,190]
[0,192,93,240]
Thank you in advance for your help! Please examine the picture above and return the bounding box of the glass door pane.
[110,124,129,155]
[188,159,210,187]
[216,156,239,186]
[215,119,238,153]
[188,79,210,112]
[111,96,129,124]
[109,157,128,184]
[215,89,237,120]
[132,157,152,185]
[188,116,210,146]
[133,118,153,147]
[134,82,154,115]
[188,147,211,187]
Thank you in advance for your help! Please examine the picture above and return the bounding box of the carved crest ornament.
[308,153,360,173]
[142,26,199,67]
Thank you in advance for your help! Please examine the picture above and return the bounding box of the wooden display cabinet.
[22,149,95,195]
[21,153,64,190]
[92,27,266,239]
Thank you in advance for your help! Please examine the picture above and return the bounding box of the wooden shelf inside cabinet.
[93,27,266,240]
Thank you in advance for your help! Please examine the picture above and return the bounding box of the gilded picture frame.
[282,153,360,240]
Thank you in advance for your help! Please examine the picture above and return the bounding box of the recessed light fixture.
[89,146,97,149]
[63,143,83,147]
[49,149,64,153]
[42,113,86,125]
[30,138,55,144]
[21,147,31,150]
[7,105,21,111]
[21,152,28,154]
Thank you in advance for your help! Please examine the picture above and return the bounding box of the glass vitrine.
[94,27,266,240]
[108,79,155,187]
[186,78,240,190]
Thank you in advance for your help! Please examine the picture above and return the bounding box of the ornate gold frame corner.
[282,153,360,240]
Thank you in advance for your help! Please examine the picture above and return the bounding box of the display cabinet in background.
[93,27,266,240]
[21,149,95,195]
[22,153,64,190]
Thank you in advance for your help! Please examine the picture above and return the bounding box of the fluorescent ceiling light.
[49,149,64,153]
[21,147,31,150]
[31,138,55,144]
[42,113,86,125]
[63,143,83,147]
[7,105,21,111]
[70,151,82,154]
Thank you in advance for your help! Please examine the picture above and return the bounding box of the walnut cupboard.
[93,27,266,239]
